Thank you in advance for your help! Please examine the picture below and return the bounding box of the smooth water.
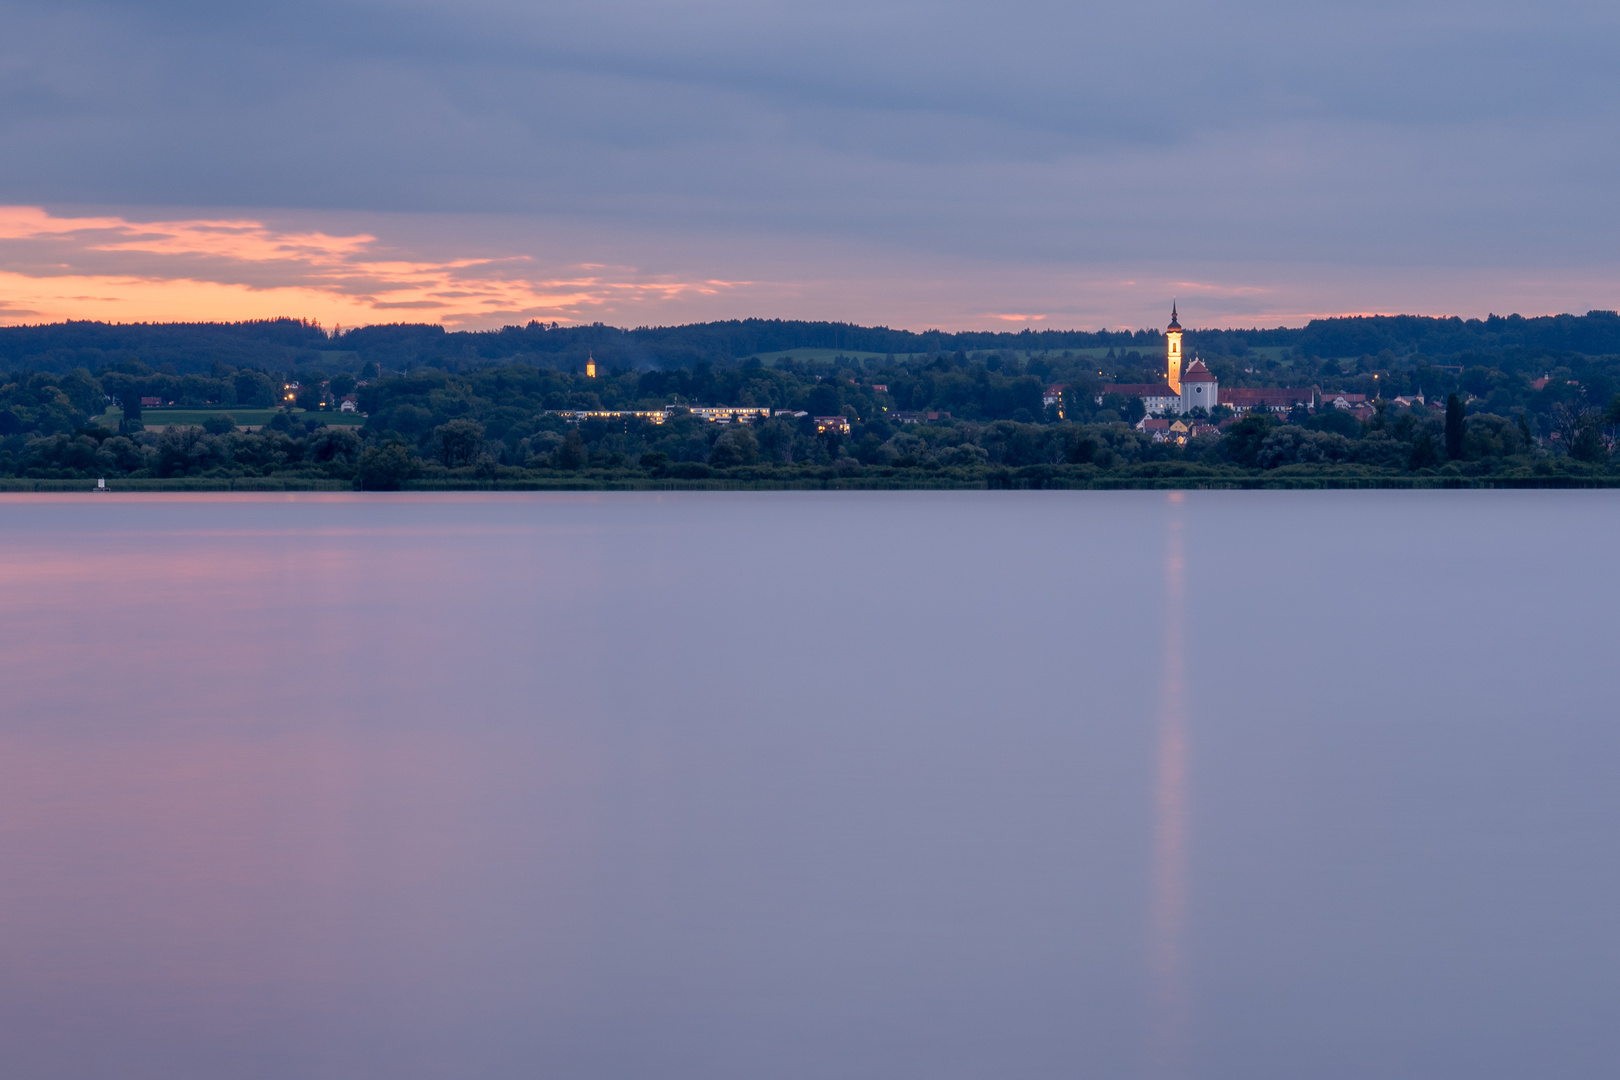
[1,491,1616,1080]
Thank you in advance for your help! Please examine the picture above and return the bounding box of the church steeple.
[1165,301,1184,393]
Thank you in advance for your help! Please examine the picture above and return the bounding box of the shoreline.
[5,473,1619,493]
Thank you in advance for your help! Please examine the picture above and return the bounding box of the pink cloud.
[0,207,1613,334]
[0,206,752,328]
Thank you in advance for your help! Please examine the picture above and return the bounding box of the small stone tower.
[1166,302,1183,395]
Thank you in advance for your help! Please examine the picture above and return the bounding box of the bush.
[355,442,420,490]
[1220,415,1279,467]
[1255,426,1352,468]
[707,427,760,467]
[554,429,588,470]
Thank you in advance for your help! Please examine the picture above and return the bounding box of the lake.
[1,491,1616,1079]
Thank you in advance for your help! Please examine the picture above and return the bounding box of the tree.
[1409,429,1441,469]
[307,427,362,464]
[1516,410,1536,449]
[233,370,276,408]
[1306,407,1361,438]
[100,373,144,431]
[707,426,760,467]
[1445,393,1465,459]
[806,384,841,416]
[202,413,237,435]
[1219,414,1278,468]
[555,428,588,470]
[1571,415,1608,462]
[432,418,486,467]
[355,442,420,490]
[756,417,802,463]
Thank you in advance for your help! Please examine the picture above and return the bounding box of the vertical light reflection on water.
[1148,492,1189,1079]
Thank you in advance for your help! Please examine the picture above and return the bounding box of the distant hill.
[2,311,1617,376]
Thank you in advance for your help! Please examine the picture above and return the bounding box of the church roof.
[1181,359,1216,382]
[1103,383,1178,397]
[1222,387,1314,405]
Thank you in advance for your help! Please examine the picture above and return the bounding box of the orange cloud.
[0,206,748,328]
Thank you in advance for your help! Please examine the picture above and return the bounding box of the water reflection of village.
[1149,493,1189,1079]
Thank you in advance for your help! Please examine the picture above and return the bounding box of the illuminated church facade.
[1100,304,1219,416]
[1164,303,1218,415]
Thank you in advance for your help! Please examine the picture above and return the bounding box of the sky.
[0,0,1616,332]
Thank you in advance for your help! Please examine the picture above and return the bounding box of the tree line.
[5,310,1620,378]
[4,345,1619,487]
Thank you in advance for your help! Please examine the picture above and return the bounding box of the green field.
[93,408,366,430]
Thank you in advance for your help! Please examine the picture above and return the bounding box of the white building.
[1178,359,1218,414]
[1098,305,1217,416]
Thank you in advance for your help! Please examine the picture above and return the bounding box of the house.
[815,415,851,434]
[925,411,951,422]
[139,396,163,407]
[1098,383,1181,415]
[340,395,359,413]
[892,411,921,424]
[871,384,888,393]
[1220,387,1316,414]
[1390,395,1427,409]
[687,406,772,424]
[555,409,670,424]
[1138,417,1173,440]
[1323,392,1368,409]
[775,410,809,419]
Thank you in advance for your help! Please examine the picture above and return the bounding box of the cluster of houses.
[1037,304,1397,444]
[553,405,852,433]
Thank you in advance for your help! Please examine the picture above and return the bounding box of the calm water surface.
[1,491,1616,1080]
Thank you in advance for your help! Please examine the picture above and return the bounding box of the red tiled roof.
[1181,359,1216,382]
[1222,387,1314,406]
[1103,384,1178,397]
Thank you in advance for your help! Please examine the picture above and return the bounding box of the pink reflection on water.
[1148,495,1189,1078]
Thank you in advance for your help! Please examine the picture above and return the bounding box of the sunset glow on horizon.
[0,206,752,330]
[1,204,1614,335]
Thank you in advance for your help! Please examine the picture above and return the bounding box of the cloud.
[0,205,1615,335]
[2,0,1617,273]
[0,206,753,328]
[0,1,1616,333]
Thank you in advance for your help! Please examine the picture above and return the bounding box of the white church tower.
[1166,302,1183,394]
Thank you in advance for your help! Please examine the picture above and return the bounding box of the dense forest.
[3,312,1620,488]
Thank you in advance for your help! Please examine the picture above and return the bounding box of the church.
[1096,303,1218,416]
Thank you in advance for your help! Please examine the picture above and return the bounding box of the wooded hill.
[3,310,1619,377]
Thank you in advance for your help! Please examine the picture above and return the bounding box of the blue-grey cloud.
[0,0,1616,318]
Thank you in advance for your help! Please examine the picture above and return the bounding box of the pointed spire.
[1167,301,1181,332]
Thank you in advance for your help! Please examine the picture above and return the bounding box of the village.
[1021,304,1461,446]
